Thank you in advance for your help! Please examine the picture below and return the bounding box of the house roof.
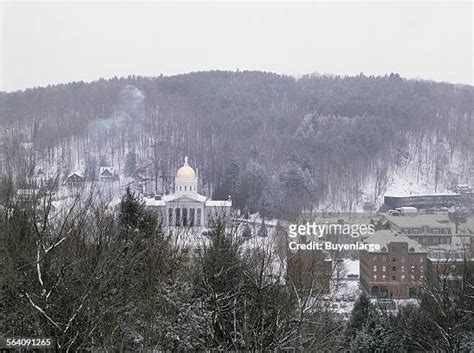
[99,167,115,176]
[68,172,84,179]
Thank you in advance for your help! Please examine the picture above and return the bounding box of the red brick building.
[360,230,427,299]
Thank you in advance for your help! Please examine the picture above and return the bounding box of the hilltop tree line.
[0,71,473,214]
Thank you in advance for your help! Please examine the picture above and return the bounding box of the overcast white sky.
[0,1,472,92]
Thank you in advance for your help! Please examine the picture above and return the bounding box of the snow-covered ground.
[304,259,361,318]
[328,259,361,317]
[315,136,472,212]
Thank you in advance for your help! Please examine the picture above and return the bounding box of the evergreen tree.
[213,159,240,202]
[84,156,97,179]
[124,151,137,177]
[99,155,109,167]
[279,161,307,219]
[345,293,371,341]
[119,187,160,239]
[194,219,243,349]
[350,311,399,352]
[239,160,267,214]
[258,177,284,219]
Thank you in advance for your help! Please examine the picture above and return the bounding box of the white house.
[145,156,232,230]
[99,167,118,182]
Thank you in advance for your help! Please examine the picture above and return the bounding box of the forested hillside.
[1,71,473,216]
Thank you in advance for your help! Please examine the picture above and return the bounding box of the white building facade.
[145,156,232,229]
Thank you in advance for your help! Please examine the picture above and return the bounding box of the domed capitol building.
[145,156,233,229]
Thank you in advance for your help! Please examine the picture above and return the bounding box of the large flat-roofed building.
[145,156,232,230]
[360,230,427,299]
[384,193,461,209]
[384,213,453,247]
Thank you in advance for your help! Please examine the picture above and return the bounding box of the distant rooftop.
[384,193,460,198]
[384,213,452,228]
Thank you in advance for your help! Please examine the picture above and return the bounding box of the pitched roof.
[144,193,208,207]
[364,230,427,254]
[163,193,208,203]
[99,167,115,176]
[68,172,84,179]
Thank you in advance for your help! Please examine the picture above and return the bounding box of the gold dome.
[176,156,196,178]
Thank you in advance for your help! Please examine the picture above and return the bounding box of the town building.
[360,230,427,299]
[99,167,118,182]
[144,156,232,230]
[384,213,453,247]
[65,172,85,187]
[384,193,461,209]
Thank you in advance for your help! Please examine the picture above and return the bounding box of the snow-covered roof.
[144,193,214,207]
[68,171,84,179]
[384,192,460,198]
[232,213,279,227]
[385,213,452,228]
[399,207,418,212]
[17,188,37,196]
[99,167,115,176]
[144,198,165,207]
[364,230,427,253]
[343,259,360,276]
[163,193,208,203]
[205,200,232,207]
